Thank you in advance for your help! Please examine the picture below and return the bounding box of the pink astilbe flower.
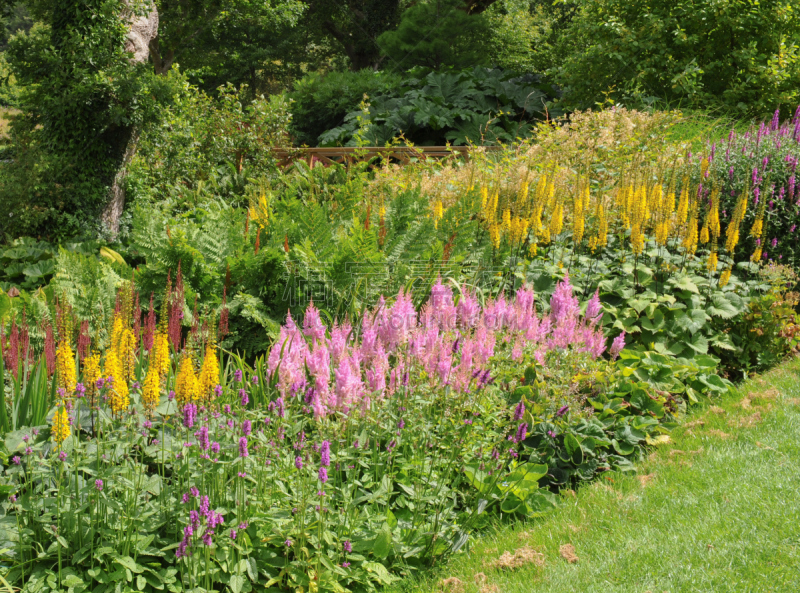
[456,290,481,328]
[303,301,327,342]
[609,332,626,360]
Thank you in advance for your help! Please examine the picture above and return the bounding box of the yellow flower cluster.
[52,405,71,445]
[82,352,101,404]
[175,353,199,405]
[103,346,129,415]
[469,162,739,282]
[56,341,76,395]
[198,341,220,401]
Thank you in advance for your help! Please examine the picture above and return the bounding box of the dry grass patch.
[729,412,762,429]
[491,546,545,570]
[637,473,656,487]
[709,406,726,415]
[707,429,731,439]
[438,577,465,592]
[559,543,579,564]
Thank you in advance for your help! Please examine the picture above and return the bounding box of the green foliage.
[558,0,800,114]
[127,83,292,210]
[289,69,404,146]
[0,2,178,240]
[319,67,560,146]
[378,0,491,70]
[724,264,800,374]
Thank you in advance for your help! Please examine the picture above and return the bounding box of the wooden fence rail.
[271,146,503,168]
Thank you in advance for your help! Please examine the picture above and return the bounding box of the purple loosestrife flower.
[343,540,352,553]
[234,369,243,382]
[285,539,292,547]
[24,447,32,456]
[239,436,249,457]
[210,441,220,455]
[22,435,29,443]
[9,495,16,503]
[251,375,259,385]
[547,430,557,439]
[342,562,351,568]
[320,440,330,466]
[515,422,528,442]
[230,529,237,540]
[398,419,405,430]
[181,493,190,504]
[95,479,103,491]
[58,451,67,462]
[319,467,328,483]
[213,384,222,398]
[195,426,210,451]
[239,389,249,406]
[295,456,303,470]
[513,401,525,421]
[199,496,210,517]
[556,405,569,418]
[242,419,252,436]
[183,403,197,429]
[190,486,200,497]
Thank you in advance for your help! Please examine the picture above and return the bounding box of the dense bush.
[0,4,176,240]
[319,67,561,146]
[558,0,800,115]
[288,70,403,147]
[377,0,491,70]
[127,83,292,213]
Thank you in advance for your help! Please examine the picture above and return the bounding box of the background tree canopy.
[0,0,799,241]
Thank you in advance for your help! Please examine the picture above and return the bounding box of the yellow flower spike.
[750,218,763,239]
[198,341,220,401]
[719,267,732,287]
[83,351,101,404]
[433,200,444,229]
[676,183,689,224]
[52,405,71,445]
[699,224,710,244]
[518,181,529,206]
[142,363,160,415]
[176,352,199,406]
[501,208,511,234]
[548,203,564,238]
[103,347,129,415]
[706,251,718,272]
[117,326,136,383]
[111,315,124,352]
[152,332,171,379]
[56,340,76,395]
[751,247,762,262]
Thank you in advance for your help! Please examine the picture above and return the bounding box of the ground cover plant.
[0,270,735,592]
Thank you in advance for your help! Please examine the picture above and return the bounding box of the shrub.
[558,0,800,115]
[127,83,292,212]
[288,69,403,146]
[377,0,491,70]
[319,67,561,146]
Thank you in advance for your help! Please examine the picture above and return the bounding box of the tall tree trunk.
[101,0,159,237]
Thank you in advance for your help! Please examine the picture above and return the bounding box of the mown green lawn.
[390,359,800,593]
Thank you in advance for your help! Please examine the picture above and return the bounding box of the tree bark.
[101,0,159,237]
